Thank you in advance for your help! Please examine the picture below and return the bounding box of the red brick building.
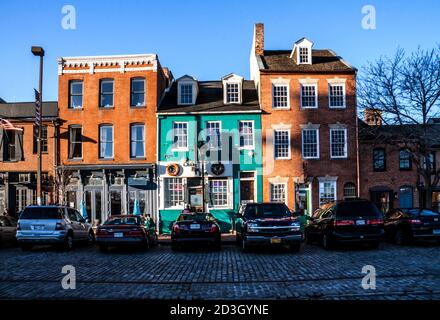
[250,23,359,214]
[57,54,170,225]
[0,100,59,216]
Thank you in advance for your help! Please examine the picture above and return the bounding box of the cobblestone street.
[1,242,440,300]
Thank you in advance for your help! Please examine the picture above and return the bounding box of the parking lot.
[0,241,439,300]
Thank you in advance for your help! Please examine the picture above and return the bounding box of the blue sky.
[0,0,439,102]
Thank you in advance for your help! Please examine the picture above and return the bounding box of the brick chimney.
[364,108,383,125]
[253,23,264,56]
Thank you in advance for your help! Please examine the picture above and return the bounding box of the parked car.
[171,212,221,251]
[304,199,384,249]
[0,216,18,247]
[16,206,94,251]
[96,215,158,252]
[235,202,302,252]
[384,208,440,245]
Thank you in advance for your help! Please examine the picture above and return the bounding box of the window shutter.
[15,130,24,161]
[0,128,4,161]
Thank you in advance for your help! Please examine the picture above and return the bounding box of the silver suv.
[16,205,94,251]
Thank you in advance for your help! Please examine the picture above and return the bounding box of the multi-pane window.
[329,84,345,108]
[206,121,221,149]
[301,84,317,108]
[319,181,336,206]
[69,80,83,109]
[100,79,114,108]
[33,125,48,153]
[343,182,357,199]
[239,121,254,149]
[130,124,145,158]
[330,129,347,158]
[274,130,290,159]
[272,84,289,108]
[373,148,386,171]
[424,152,436,173]
[209,179,228,207]
[226,83,240,103]
[173,122,188,150]
[68,126,82,159]
[99,125,114,159]
[299,47,310,64]
[302,129,319,159]
[399,149,412,170]
[164,178,184,208]
[130,78,145,107]
[179,84,193,104]
[270,183,286,203]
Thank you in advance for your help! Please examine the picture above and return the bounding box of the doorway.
[84,189,103,225]
[239,172,255,205]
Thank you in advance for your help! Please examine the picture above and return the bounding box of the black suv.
[235,202,302,252]
[305,199,384,249]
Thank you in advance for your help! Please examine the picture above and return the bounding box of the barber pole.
[34,89,42,137]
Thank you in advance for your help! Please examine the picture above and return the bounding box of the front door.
[85,189,103,226]
[239,172,255,205]
[110,189,122,216]
[371,191,392,214]
[399,186,413,209]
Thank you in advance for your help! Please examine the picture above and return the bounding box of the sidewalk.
[158,233,236,245]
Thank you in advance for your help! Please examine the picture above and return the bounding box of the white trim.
[238,120,255,150]
[272,122,292,130]
[269,181,288,205]
[300,83,318,109]
[171,121,189,151]
[205,120,222,150]
[272,82,290,109]
[99,124,114,159]
[177,78,197,105]
[273,129,291,160]
[239,171,257,204]
[330,128,348,159]
[301,128,320,160]
[318,180,337,206]
[208,178,233,209]
[328,82,346,109]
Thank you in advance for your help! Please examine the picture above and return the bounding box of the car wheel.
[99,244,108,253]
[304,231,313,245]
[152,234,158,246]
[87,230,95,245]
[236,233,242,246]
[213,241,221,251]
[369,241,380,249]
[289,242,301,252]
[322,234,334,250]
[64,233,74,251]
[242,238,250,253]
[20,244,33,251]
[143,238,150,251]
[394,229,406,246]
[171,242,179,252]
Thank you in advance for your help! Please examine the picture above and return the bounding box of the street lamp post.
[32,46,44,206]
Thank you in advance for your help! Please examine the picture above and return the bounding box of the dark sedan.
[96,215,157,252]
[171,212,221,251]
[384,208,440,245]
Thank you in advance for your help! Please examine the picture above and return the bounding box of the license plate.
[114,233,123,238]
[32,225,45,230]
[190,224,201,230]
[271,237,282,244]
[356,220,366,225]
[433,229,440,235]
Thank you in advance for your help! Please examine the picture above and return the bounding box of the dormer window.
[222,73,244,105]
[177,75,198,105]
[291,38,313,65]
[299,47,310,64]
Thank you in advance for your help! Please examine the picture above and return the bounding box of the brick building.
[57,54,170,226]
[0,100,59,216]
[250,23,359,215]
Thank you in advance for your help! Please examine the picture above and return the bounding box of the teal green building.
[157,74,262,233]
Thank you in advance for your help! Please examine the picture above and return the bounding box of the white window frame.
[178,83,194,105]
[270,182,288,204]
[208,179,230,208]
[130,123,145,159]
[164,177,185,209]
[225,82,241,104]
[297,46,312,65]
[239,120,255,150]
[99,125,114,159]
[273,129,291,160]
[272,83,290,109]
[172,122,189,151]
[328,83,346,108]
[319,181,337,206]
[205,121,222,150]
[330,128,348,159]
[302,128,320,159]
[300,84,318,109]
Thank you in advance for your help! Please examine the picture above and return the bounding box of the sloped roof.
[0,101,58,119]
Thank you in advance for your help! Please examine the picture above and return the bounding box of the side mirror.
[85,218,90,223]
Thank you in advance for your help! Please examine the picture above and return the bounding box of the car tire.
[99,244,108,253]
[20,244,33,251]
[143,238,150,251]
[369,241,380,249]
[171,242,179,252]
[152,234,158,247]
[87,230,95,245]
[304,231,313,245]
[213,241,221,251]
[242,238,250,253]
[64,233,74,251]
[322,234,334,250]
[394,229,407,246]
[236,233,242,246]
[289,242,301,252]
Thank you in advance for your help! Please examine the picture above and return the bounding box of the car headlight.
[290,221,301,231]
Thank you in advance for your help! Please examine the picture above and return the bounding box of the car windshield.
[20,207,63,220]
[177,213,213,222]
[245,203,291,218]
[336,201,382,217]
[405,209,440,217]
[104,217,141,225]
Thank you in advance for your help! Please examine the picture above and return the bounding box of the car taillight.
[367,219,383,225]
[173,224,181,234]
[55,222,65,230]
[210,224,219,233]
[410,219,423,225]
[96,229,108,236]
[335,220,355,226]
[129,229,144,236]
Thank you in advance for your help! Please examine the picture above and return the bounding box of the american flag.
[0,118,23,131]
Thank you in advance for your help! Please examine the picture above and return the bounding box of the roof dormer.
[177,75,198,105]
[222,73,244,105]
[290,37,313,65]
